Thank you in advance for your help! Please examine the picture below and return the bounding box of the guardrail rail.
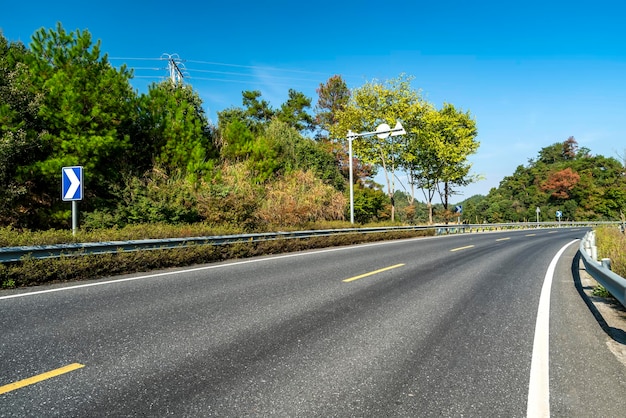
[0,221,618,264]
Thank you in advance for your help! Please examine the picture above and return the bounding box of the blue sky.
[3,0,625,201]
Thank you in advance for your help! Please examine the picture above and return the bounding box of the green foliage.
[351,185,389,224]
[1,24,140,228]
[592,284,612,298]
[242,90,275,128]
[332,74,431,221]
[136,81,217,178]
[221,119,256,161]
[0,34,45,226]
[83,168,203,227]
[264,119,345,189]
[275,89,315,132]
[315,75,350,136]
[462,137,626,223]
[404,102,479,221]
[27,23,136,183]
[219,89,314,136]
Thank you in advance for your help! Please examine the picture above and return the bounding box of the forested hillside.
[460,137,626,223]
[2,24,622,233]
[0,25,349,230]
[1,23,482,231]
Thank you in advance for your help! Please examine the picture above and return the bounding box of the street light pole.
[347,121,406,224]
[348,130,356,224]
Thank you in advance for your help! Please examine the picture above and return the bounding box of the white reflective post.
[348,130,355,224]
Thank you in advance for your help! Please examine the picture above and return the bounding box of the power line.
[185,67,323,83]
[185,59,332,76]
[109,57,162,61]
[110,55,350,86]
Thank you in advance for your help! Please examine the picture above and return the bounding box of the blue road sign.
[62,166,83,201]
[556,210,562,218]
[455,205,463,214]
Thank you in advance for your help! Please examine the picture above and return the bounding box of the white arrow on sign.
[64,168,81,200]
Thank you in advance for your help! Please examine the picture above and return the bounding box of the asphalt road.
[1,228,625,416]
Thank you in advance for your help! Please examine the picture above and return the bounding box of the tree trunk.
[427,201,433,224]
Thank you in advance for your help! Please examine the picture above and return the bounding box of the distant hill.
[458,137,626,223]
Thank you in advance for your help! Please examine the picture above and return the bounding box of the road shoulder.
[575,254,626,366]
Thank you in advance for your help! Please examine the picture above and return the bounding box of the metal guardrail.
[0,221,617,264]
[0,226,427,263]
[579,230,626,308]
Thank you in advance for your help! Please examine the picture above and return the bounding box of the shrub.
[256,170,346,227]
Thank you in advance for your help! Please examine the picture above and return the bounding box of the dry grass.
[0,229,434,288]
[595,226,626,278]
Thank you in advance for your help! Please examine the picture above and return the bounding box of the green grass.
[592,284,613,298]
[0,220,385,247]
[0,223,244,247]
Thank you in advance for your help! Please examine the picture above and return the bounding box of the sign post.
[346,121,406,224]
[62,166,83,235]
[556,210,562,226]
[454,205,463,224]
[536,207,541,226]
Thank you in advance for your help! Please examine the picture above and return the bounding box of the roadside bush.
[0,229,434,288]
[351,185,389,224]
[83,168,202,228]
[256,170,346,227]
[0,223,241,247]
[196,162,264,231]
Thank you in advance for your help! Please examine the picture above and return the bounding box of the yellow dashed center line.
[526,234,537,236]
[450,245,475,252]
[343,264,405,283]
[0,363,84,395]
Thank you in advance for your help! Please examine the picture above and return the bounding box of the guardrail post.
[583,240,591,254]
[601,258,612,270]
[591,246,598,262]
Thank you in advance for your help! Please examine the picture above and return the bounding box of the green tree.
[332,74,429,221]
[276,89,315,133]
[475,137,626,222]
[137,81,217,178]
[15,23,137,227]
[314,75,363,191]
[315,75,350,137]
[351,184,389,224]
[0,33,44,226]
[405,104,479,223]
[217,91,272,154]
[220,119,256,161]
[242,90,274,130]
[435,104,479,212]
[264,119,345,190]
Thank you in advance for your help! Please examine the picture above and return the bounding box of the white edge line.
[0,236,434,301]
[526,239,579,418]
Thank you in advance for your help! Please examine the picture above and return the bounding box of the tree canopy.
[460,137,626,223]
[3,24,622,232]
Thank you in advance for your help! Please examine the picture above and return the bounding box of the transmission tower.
[161,53,186,85]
